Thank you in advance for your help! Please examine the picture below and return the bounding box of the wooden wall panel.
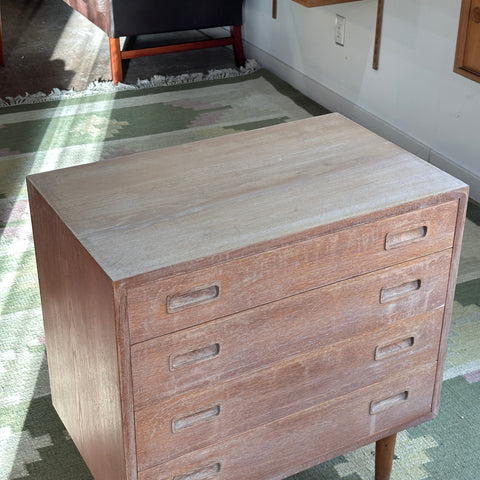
[455,0,480,82]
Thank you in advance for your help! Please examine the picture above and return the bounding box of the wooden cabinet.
[27,113,468,480]
[455,0,480,82]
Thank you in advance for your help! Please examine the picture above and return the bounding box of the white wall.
[242,0,480,201]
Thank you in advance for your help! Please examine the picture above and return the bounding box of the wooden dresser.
[27,113,468,480]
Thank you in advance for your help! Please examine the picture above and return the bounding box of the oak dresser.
[27,113,468,480]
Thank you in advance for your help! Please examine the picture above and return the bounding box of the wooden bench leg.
[375,433,397,480]
[109,37,123,84]
[231,25,245,68]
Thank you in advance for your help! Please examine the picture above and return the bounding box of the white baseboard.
[245,42,480,203]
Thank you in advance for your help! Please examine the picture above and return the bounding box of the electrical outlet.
[335,14,346,46]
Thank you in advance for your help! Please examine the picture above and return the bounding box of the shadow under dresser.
[27,113,468,480]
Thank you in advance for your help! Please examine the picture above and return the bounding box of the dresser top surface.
[27,113,466,281]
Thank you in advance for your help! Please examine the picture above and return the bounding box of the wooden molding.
[292,0,363,5]
[373,0,384,70]
[454,0,480,83]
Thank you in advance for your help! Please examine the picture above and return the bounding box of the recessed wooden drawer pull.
[370,391,409,414]
[167,284,220,313]
[380,279,421,303]
[173,462,221,480]
[375,337,415,360]
[172,405,221,433]
[385,225,428,249]
[170,343,220,370]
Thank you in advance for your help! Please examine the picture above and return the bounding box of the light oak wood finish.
[28,114,468,480]
[131,252,451,408]
[455,0,480,82]
[28,115,464,283]
[138,365,438,480]
[126,201,457,343]
[26,186,135,480]
[135,308,444,469]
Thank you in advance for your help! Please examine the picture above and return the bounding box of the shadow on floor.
[9,356,93,480]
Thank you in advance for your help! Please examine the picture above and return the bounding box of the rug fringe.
[0,59,259,108]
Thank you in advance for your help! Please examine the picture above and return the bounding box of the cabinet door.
[455,0,480,81]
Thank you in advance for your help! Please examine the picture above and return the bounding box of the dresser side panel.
[431,187,470,413]
[27,180,131,480]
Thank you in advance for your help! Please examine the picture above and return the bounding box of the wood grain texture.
[135,309,443,470]
[26,180,132,480]
[454,0,480,81]
[455,0,472,74]
[138,364,437,480]
[27,114,468,480]
[61,0,112,35]
[109,37,123,84]
[430,185,469,415]
[375,434,397,480]
[26,114,466,282]
[127,201,458,343]
[131,251,452,408]
[463,0,480,73]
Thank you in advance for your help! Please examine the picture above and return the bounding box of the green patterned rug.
[0,67,479,480]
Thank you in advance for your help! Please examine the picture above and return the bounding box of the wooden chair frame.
[108,25,245,84]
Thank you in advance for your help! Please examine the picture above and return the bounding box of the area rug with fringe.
[0,66,479,480]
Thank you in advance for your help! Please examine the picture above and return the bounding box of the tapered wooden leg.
[109,37,123,84]
[231,25,245,68]
[375,433,397,480]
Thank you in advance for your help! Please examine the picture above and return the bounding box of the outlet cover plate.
[335,14,346,46]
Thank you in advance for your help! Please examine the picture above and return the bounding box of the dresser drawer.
[138,363,437,480]
[135,309,442,469]
[131,250,451,408]
[127,201,457,343]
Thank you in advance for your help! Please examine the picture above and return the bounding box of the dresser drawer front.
[138,364,437,480]
[135,309,442,469]
[127,201,457,343]
[131,250,451,408]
